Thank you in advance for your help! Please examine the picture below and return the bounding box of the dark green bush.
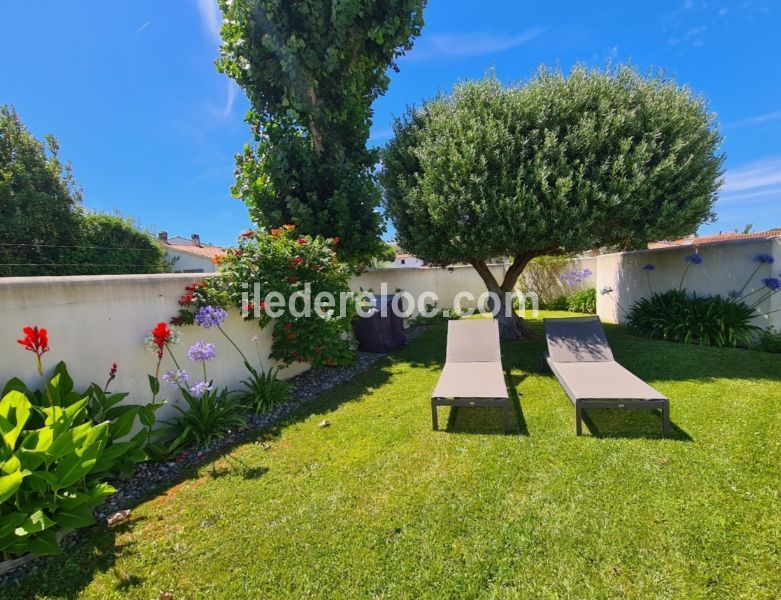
[567,288,597,314]
[756,327,781,353]
[627,289,759,347]
[546,296,570,311]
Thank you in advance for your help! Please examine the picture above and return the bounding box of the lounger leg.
[504,404,511,434]
[431,400,439,431]
[661,401,670,437]
[575,401,583,436]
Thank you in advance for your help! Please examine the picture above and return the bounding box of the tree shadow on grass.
[443,369,529,436]
[4,519,144,599]
[581,408,693,441]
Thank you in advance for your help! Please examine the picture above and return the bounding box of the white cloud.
[195,0,221,44]
[721,157,781,194]
[405,27,545,61]
[223,81,237,119]
[731,111,781,128]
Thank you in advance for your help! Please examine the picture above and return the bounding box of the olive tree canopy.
[381,66,724,338]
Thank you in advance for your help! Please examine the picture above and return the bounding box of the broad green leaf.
[106,405,140,439]
[27,529,61,556]
[0,390,32,448]
[0,470,24,503]
[1,453,20,475]
[0,512,28,538]
[14,509,55,535]
[52,504,95,529]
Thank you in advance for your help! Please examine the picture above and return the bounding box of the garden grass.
[5,312,781,599]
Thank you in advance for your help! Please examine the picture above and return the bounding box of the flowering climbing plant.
[175,226,356,367]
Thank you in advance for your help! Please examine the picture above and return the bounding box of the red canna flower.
[104,361,118,392]
[296,237,307,245]
[291,257,303,267]
[332,236,340,245]
[17,326,49,359]
[240,230,255,239]
[286,275,298,284]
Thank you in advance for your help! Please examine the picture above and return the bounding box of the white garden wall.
[595,238,781,329]
[0,273,307,423]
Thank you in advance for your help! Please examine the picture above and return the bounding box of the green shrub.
[546,296,570,311]
[756,327,781,353]
[627,289,759,347]
[0,386,115,558]
[160,386,247,454]
[238,363,291,415]
[567,288,597,314]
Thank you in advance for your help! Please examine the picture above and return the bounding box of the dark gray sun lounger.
[431,319,511,433]
[543,316,670,436]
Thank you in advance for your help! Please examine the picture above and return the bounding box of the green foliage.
[0,106,167,276]
[209,227,357,367]
[237,363,291,415]
[381,66,724,328]
[216,0,426,264]
[546,296,571,311]
[0,385,115,559]
[627,289,760,348]
[519,256,573,305]
[756,327,781,353]
[567,288,597,314]
[0,105,82,276]
[160,386,247,453]
[64,212,169,275]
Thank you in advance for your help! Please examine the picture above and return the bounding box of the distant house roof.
[157,232,227,261]
[649,230,781,249]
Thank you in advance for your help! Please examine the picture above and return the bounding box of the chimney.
[191,234,201,247]
[158,231,168,243]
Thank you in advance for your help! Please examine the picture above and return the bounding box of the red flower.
[286,275,298,284]
[314,346,321,354]
[235,249,244,258]
[152,322,171,358]
[259,301,268,312]
[296,237,307,245]
[282,224,296,231]
[240,230,255,239]
[109,362,118,378]
[179,294,193,306]
[291,257,303,267]
[283,322,293,332]
[332,236,340,245]
[17,326,49,358]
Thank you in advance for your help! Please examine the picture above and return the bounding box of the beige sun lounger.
[543,316,670,436]
[431,319,511,433]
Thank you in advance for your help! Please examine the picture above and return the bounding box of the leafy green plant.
[567,288,597,314]
[0,388,115,559]
[627,289,759,348]
[546,296,570,311]
[160,386,247,453]
[238,363,290,415]
[756,327,781,353]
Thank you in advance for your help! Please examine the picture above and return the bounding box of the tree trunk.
[470,255,535,340]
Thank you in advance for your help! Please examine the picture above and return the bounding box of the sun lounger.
[543,316,670,436]
[431,319,511,433]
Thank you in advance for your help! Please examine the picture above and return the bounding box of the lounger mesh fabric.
[431,319,512,433]
[544,316,614,363]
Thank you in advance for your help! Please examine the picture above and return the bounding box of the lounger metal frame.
[543,352,670,436]
[431,396,512,434]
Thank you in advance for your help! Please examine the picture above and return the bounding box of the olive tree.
[217,0,426,264]
[381,67,724,338]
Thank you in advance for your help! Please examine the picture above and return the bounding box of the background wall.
[596,238,781,329]
[0,273,307,422]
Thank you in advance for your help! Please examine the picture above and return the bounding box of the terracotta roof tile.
[164,243,227,260]
[649,230,781,249]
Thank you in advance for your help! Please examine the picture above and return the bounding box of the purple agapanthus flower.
[189,380,214,398]
[162,369,189,387]
[642,263,656,271]
[753,253,774,264]
[188,340,217,362]
[684,254,703,265]
[761,277,781,292]
[582,268,593,277]
[194,306,228,329]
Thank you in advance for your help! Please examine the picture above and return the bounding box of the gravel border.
[0,326,428,586]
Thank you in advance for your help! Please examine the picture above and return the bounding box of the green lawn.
[6,312,781,599]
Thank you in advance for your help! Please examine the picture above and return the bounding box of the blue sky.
[1,0,779,247]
